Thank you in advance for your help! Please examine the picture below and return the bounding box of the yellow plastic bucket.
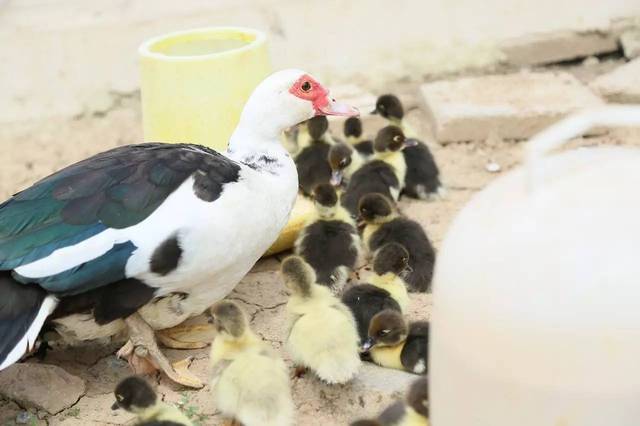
[139,26,271,150]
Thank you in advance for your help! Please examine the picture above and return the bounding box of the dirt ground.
[1,57,640,426]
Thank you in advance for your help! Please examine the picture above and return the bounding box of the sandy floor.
[1,59,640,425]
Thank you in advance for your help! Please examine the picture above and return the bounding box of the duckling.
[294,116,333,195]
[372,126,416,193]
[342,242,410,342]
[378,377,429,426]
[294,183,360,292]
[341,127,412,216]
[372,94,444,200]
[111,376,193,426]
[362,310,428,375]
[328,142,366,186]
[359,193,435,292]
[281,256,361,384]
[344,116,374,157]
[209,301,294,426]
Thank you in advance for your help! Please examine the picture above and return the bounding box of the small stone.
[421,71,603,143]
[16,411,32,424]
[620,29,640,59]
[582,56,600,67]
[0,363,86,414]
[590,58,640,103]
[486,161,501,173]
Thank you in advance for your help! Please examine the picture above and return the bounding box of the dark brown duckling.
[373,94,444,200]
[342,242,410,342]
[359,193,435,292]
[344,116,374,157]
[294,183,360,292]
[294,116,333,195]
[362,310,429,375]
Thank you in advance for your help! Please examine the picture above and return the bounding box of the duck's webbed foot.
[117,313,204,388]
[156,323,216,349]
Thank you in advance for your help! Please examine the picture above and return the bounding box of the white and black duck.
[0,69,357,387]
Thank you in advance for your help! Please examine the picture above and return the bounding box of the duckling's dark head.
[281,255,316,297]
[374,126,406,153]
[209,300,247,338]
[313,183,338,209]
[407,377,429,418]
[372,94,404,120]
[328,143,353,185]
[374,242,409,276]
[358,193,394,224]
[344,116,363,138]
[112,376,156,412]
[307,115,329,140]
[362,309,408,351]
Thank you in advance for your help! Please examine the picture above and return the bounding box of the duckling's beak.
[330,170,344,186]
[206,311,215,324]
[111,401,120,411]
[361,337,375,353]
[403,139,419,149]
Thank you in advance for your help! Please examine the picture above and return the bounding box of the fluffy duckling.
[281,256,361,384]
[378,377,429,426]
[209,301,294,426]
[328,142,366,186]
[294,116,333,195]
[362,310,428,375]
[341,127,412,216]
[372,126,416,193]
[344,116,374,157]
[372,94,444,201]
[111,376,193,426]
[342,242,410,342]
[294,183,360,291]
[359,193,435,292]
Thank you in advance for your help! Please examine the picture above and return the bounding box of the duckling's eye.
[339,159,348,167]
[393,135,402,142]
[116,394,124,402]
[301,81,312,92]
[380,329,390,336]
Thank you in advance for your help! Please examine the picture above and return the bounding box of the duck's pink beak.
[317,97,359,117]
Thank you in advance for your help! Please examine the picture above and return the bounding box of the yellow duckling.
[281,256,361,384]
[111,376,193,426]
[209,301,294,426]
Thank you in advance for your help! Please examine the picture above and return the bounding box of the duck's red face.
[289,74,359,117]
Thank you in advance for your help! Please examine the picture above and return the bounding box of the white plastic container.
[431,106,640,426]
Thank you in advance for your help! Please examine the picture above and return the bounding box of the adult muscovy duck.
[0,69,358,387]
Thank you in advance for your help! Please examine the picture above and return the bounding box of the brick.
[590,58,640,103]
[500,30,618,66]
[421,71,604,143]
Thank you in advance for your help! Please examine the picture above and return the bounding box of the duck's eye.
[339,159,347,167]
[393,135,402,142]
[117,394,124,402]
[380,329,390,336]
[301,81,312,92]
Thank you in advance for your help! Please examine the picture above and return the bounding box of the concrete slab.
[421,71,604,142]
[500,30,619,66]
[590,58,640,103]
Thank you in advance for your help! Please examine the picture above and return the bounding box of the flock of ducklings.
[111,95,438,426]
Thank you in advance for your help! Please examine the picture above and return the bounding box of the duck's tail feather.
[0,273,57,370]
